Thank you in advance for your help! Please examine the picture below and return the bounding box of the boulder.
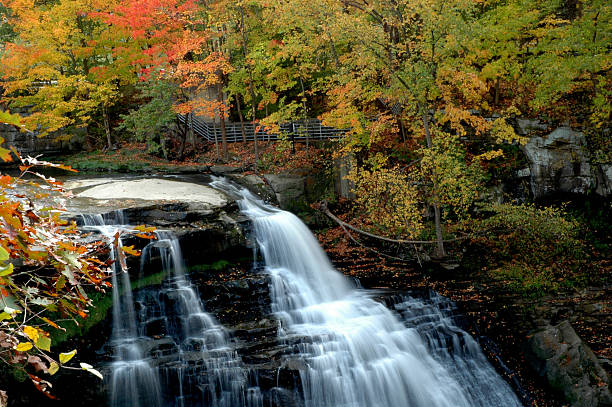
[210,165,242,174]
[516,118,549,136]
[263,174,306,211]
[526,321,612,407]
[225,173,277,203]
[595,164,612,196]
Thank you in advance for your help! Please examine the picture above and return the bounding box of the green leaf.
[48,362,59,376]
[0,111,21,127]
[59,349,76,364]
[0,312,12,321]
[0,247,9,261]
[0,263,13,276]
[36,336,51,352]
[31,297,53,307]
[55,275,66,291]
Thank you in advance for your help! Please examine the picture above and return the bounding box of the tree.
[105,0,234,160]
[312,0,529,257]
[0,0,121,149]
[116,75,178,158]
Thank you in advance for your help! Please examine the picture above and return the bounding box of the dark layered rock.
[526,321,612,407]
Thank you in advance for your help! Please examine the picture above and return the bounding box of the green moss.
[488,264,560,298]
[49,292,114,346]
[130,270,169,290]
[188,260,232,272]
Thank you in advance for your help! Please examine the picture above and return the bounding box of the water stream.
[80,212,163,407]
[213,179,523,407]
[81,213,261,407]
[81,179,524,406]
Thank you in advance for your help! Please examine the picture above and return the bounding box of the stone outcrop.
[224,172,310,212]
[595,164,612,196]
[66,177,253,267]
[526,321,612,407]
[225,173,278,203]
[521,127,595,198]
[263,174,306,210]
[517,122,612,198]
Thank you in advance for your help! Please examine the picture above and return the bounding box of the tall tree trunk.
[177,113,188,161]
[217,82,228,161]
[236,94,247,143]
[421,111,446,258]
[102,105,112,150]
[212,120,220,160]
[240,6,258,166]
[494,77,500,106]
[299,76,309,154]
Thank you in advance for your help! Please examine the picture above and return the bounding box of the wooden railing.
[178,114,349,143]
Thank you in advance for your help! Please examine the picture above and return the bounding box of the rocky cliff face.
[517,121,612,198]
[0,107,84,156]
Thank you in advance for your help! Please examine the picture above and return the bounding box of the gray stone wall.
[0,108,82,156]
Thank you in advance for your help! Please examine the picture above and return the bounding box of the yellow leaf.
[48,362,59,375]
[121,245,141,257]
[16,342,33,352]
[0,247,9,261]
[80,362,103,380]
[24,326,39,342]
[59,349,76,364]
[0,263,13,276]
[134,225,156,233]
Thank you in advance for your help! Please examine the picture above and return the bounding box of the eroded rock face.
[519,126,612,198]
[224,173,308,212]
[526,321,612,407]
[522,127,595,198]
[595,164,612,196]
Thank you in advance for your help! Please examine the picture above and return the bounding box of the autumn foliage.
[0,113,108,396]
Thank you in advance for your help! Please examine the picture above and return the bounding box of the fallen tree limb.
[317,201,470,245]
[332,212,415,262]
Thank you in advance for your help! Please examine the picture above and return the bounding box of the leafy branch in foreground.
[0,114,109,397]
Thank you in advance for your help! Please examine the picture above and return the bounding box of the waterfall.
[81,212,261,407]
[80,212,163,407]
[212,179,523,407]
[146,231,262,407]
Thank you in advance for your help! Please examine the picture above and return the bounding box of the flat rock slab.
[76,178,227,206]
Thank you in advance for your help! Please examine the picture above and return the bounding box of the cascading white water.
[213,179,523,407]
[80,212,163,407]
[81,213,262,407]
[145,231,262,407]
